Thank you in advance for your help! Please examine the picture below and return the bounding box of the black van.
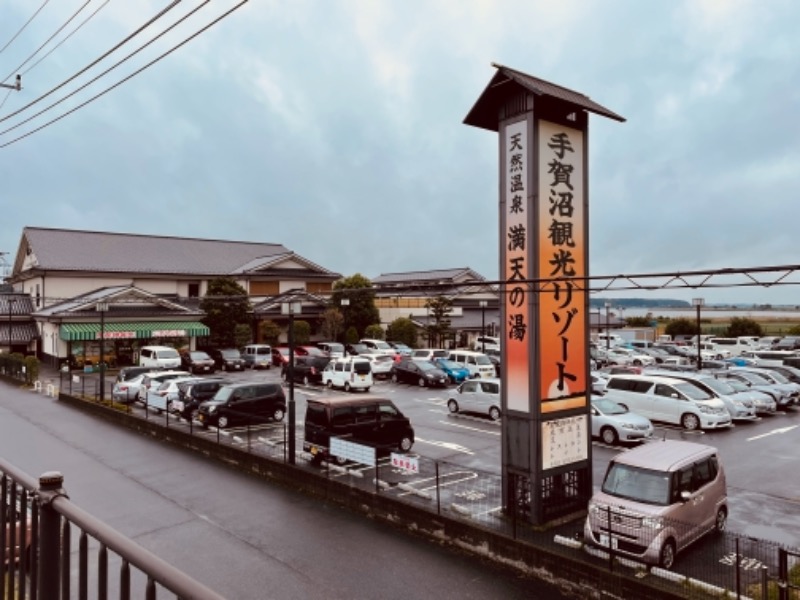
[303,396,414,463]
[197,382,286,429]
[175,377,229,421]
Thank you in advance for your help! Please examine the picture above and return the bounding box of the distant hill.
[591,299,690,309]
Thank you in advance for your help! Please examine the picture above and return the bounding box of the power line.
[1,0,94,84]
[0,0,183,126]
[0,0,248,148]
[0,0,51,57]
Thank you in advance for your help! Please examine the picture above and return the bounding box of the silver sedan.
[590,395,653,445]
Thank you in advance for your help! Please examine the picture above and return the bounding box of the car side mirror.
[680,490,691,502]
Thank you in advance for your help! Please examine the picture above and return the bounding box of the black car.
[282,356,331,385]
[390,359,449,387]
[197,382,286,429]
[174,377,228,421]
[206,348,247,372]
[180,350,217,374]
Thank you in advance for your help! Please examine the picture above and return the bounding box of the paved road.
[0,377,572,600]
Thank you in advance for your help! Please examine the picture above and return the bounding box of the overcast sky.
[2,0,799,305]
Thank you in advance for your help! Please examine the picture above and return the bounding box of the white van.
[321,357,373,392]
[706,337,756,357]
[448,350,495,379]
[474,336,500,352]
[584,440,728,569]
[138,346,181,369]
[596,333,626,347]
[604,374,731,431]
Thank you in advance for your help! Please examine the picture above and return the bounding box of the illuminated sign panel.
[537,120,587,413]
[503,119,531,413]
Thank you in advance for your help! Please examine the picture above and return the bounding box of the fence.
[1,459,226,600]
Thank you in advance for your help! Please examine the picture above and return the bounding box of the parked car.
[391,358,449,387]
[316,342,345,358]
[137,370,191,406]
[197,382,286,429]
[303,396,414,463]
[584,440,728,569]
[589,395,653,445]
[271,346,291,367]
[282,355,331,385]
[298,346,329,358]
[359,352,395,379]
[112,372,150,404]
[447,378,501,421]
[207,348,247,372]
[713,370,794,410]
[483,348,502,376]
[387,341,413,356]
[359,339,397,357]
[321,357,373,392]
[774,336,800,351]
[345,343,370,356]
[241,344,272,369]
[432,357,471,384]
[173,377,229,421]
[605,348,656,367]
[138,346,181,369]
[447,350,496,379]
[410,348,449,362]
[719,377,777,415]
[180,350,216,374]
[114,365,154,383]
[474,336,500,352]
[148,376,202,413]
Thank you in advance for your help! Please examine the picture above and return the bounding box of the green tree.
[291,320,311,344]
[664,317,699,337]
[725,317,763,338]
[320,308,345,341]
[331,274,380,338]
[625,316,651,327]
[364,324,384,339]
[344,326,359,344]
[258,319,282,345]
[200,278,252,347]
[425,296,452,347]
[386,317,417,348]
[234,323,252,349]
[788,324,800,336]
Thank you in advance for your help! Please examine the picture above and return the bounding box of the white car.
[447,379,501,421]
[146,376,201,414]
[359,352,395,379]
[605,348,656,367]
[590,396,653,445]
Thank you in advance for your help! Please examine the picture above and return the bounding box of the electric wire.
[0,0,183,125]
[0,89,11,112]
[0,0,247,149]
[19,0,111,78]
[1,0,93,84]
[0,0,51,56]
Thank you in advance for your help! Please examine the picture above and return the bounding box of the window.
[480,381,499,394]
[461,381,479,393]
[378,403,399,419]
[332,407,353,426]
[188,283,200,297]
[354,404,376,423]
[654,384,679,398]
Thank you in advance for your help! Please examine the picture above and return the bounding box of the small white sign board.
[330,438,376,466]
[541,415,588,470]
[390,453,419,474]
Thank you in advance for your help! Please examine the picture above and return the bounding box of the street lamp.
[282,301,302,464]
[97,302,109,401]
[692,298,704,370]
[604,301,611,352]
[340,297,350,347]
[479,300,487,352]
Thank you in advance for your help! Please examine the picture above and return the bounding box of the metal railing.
[1,459,226,600]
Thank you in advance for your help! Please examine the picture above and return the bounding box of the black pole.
[288,310,296,465]
[605,304,610,353]
[696,303,702,371]
[99,306,105,402]
[481,304,486,353]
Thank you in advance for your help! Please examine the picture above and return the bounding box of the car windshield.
[190,352,210,359]
[161,349,180,359]
[372,341,392,350]
[475,355,493,365]
[213,387,234,402]
[739,372,770,384]
[221,350,241,358]
[437,359,460,370]
[698,377,734,395]
[417,362,437,372]
[325,343,344,353]
[602,463,670,506]
[674,381,713,400]
[592,397,626,415]
[724,378,749,392]
[764,370,789,384]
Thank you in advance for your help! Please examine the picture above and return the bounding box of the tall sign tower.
[464,64,624,525]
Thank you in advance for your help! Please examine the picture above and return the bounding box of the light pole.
[7,297,16,353]
[282,301,301,464]
[97,302,109,401]
[340,297,350,349]
[604,301,611,352]
[692,298,704,370]
[479,300,487,352]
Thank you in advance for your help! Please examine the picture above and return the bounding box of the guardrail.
[0,458,226,600]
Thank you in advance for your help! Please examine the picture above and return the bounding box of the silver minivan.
[584,440,728,569]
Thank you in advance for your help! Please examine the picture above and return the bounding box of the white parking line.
[396,470,478,497]
[437,420,500,436]
[415,437,474,455]
[746,425,798,442]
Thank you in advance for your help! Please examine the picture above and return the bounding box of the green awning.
[60,321,210,341]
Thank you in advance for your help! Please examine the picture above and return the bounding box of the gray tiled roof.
[373,267,485,285]
[20,227,338,277]
[1,293,33,314]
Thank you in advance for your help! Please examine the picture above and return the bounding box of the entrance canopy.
[60,321,210,341]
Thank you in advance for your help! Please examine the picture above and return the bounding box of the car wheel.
[303,375,310,386]
[272,407,285,421]
[398,435,413,452]
[714,507,727,533]
[334,454,348,466]
[489,406,501,421]
[633,359,642,366]
[344,382,352,392]
[281,371,288,382]
[659,539,676,570]
[600,426,618,445]
[447,399,459,414]
[418,378,427,387]
[218,416,229,429]
[448,375,455,384]
[391,373,399,383]
[364,387,370,393]
[326,380,334,389]
[681,412,700,431]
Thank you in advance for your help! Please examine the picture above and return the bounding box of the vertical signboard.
[537,121,588,415]
[503,119,531,413]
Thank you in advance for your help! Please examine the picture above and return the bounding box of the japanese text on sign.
[390,453,419,474]
[541,415,588,469]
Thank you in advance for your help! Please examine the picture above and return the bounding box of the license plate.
[198,414,205,422]
[310,446,318,455]
[599,534,618,549]
[360,376,365,380]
